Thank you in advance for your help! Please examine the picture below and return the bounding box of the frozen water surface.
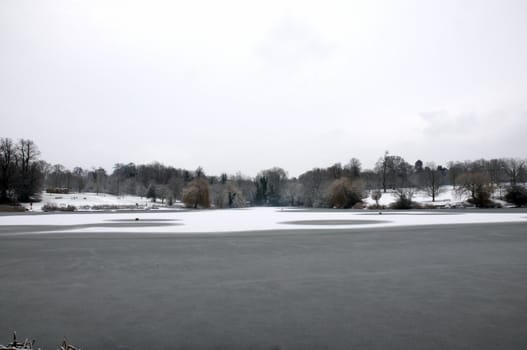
[1,207,526,235]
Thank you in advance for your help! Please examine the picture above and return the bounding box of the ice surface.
[1,207,526,235]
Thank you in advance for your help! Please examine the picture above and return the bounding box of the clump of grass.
[367,204,387,210]
[0,204,27,212]
[90,204,140,210]
[42,203,77,212]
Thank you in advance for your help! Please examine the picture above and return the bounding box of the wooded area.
[1,137,526,208]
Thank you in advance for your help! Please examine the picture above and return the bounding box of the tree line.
[0,138,43,204]
[1,137,526,208]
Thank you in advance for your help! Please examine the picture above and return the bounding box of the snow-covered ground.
[20,186,510,213]
[2,188,522,235]
[22,192,181,211]
[363,186,462,207]
[362,186,510,208]
[1,207,526,235]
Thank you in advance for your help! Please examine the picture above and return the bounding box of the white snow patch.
[363,185,517,208]
[1,207,526,235]
[364,186,470,208]
[22,192,181,212]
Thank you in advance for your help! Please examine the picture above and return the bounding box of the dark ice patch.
[281,219,388,226]
[106,218,180,222]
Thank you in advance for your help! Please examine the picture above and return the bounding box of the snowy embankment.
[1,207,526,235]
[362,186,510,208]
[363,186,464,208]
[22,192,181,212]
[22,186,509,213]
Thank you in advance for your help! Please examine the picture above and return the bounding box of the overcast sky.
[1,0,526,177]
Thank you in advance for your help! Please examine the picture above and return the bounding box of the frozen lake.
[1,207,527,235]
[1,213,527,349]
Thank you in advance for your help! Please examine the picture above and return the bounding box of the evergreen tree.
[146,184,157,202]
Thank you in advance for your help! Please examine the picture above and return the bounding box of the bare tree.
[282,181,304,207]
[456,172,494,207]
[375,151,390,193]
[447,161,464,187]
[158,185,170,204]
[232,172,256,205]
[414,160,424,173]
[167,175,184,200]
[15,139,43,202]
[328,163,343,179]
[345,158,362,178]
[72,167,86,193]
[375,151,414,192]
[0,138,16,203]
[48,164,67,189]
[487,158,506,199]
[503,158,525,186]
[360,169,380,191]
[487,159,505,186]
[298,168,324,207]
[146,184,157,202]
[422,163,444,202]
[89,167,108,195]
[195,166,205,178]
[213,181,246,208]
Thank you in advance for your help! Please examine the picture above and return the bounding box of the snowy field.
[1,207,526,235]
[362,186,510,208]
[24,187,511,213]
[22,191,180,211]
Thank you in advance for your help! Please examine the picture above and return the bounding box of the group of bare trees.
[0,138,44,204]
[41,161,255,209]
[446,158,526,207]
[40,153,527,208]
[2,136,526,209]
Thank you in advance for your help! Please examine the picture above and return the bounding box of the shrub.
[0,204,27,212]
[90,204,138,210]
[46,188,69,194]
[391,196,412,209]
[352,202,365,209]
[390,189,418,209]
[326,178,362,209]
[182,178,211,209]
[367,204,386,210]
[505,186,527,207]
[456,173,494,208]
[466,192,494,208]
[371,190,382,208]
[42,203,76,212]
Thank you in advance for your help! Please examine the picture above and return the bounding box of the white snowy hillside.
[362,186,512,208]
[23,192,182,212]
[21,185,515,212]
